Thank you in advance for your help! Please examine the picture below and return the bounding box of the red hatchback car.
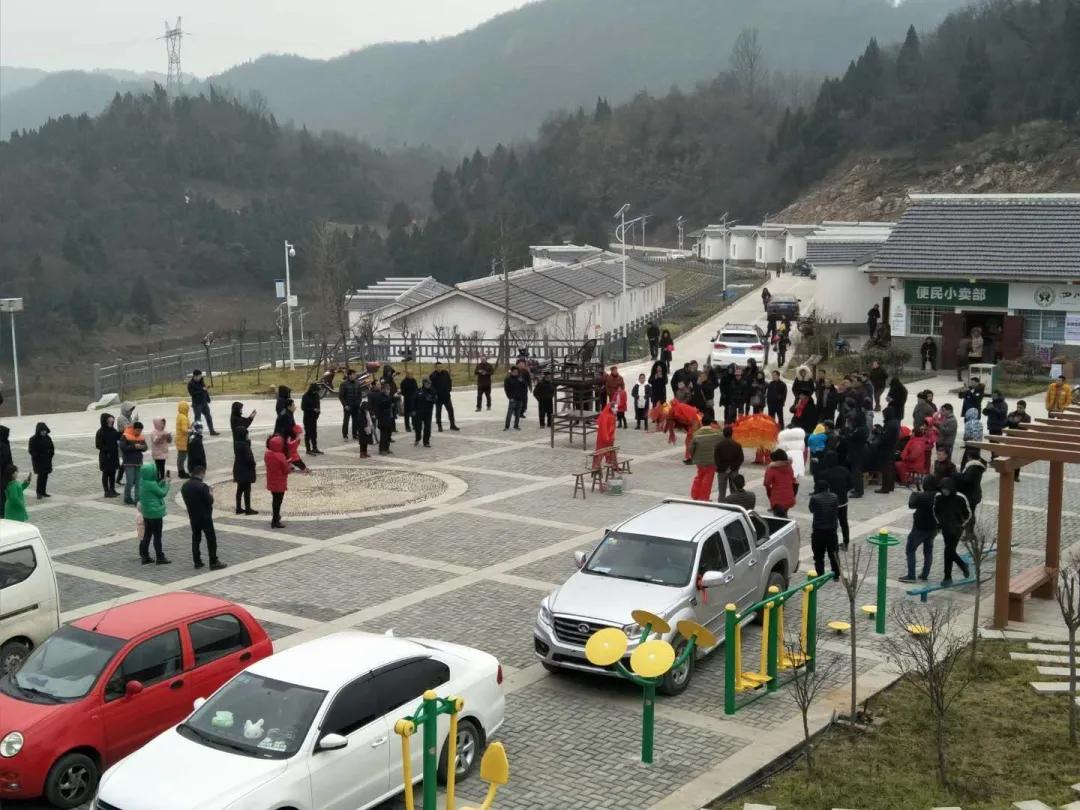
[0,592,272,808]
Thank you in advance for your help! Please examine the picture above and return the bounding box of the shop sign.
[1008,282,1080,312]
[889,300,907,338]
[904,280,1008,308]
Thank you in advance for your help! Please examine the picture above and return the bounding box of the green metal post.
[724,604,737,715]
[766,597,779,692]
[641,681,656,764]
[805,580,819,673]
[421,693,438,810]
[868,529,898,635]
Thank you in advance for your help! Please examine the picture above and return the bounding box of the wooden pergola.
[970,405,1080,628]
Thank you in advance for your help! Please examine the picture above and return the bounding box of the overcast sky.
[1,0,529,76]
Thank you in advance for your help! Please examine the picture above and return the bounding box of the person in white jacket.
[630,373,652,430]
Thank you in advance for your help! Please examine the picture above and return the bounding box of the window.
[1017,309,1066,343]
[725,521,752,563]
[0,546,36,590]
[106,630,182,699]
[371,658,451,717]
[907,305,949,336]
[787,245,794,260]
[189,614,250,667]
[697,532,728,573]
[321,676,381,737]
[757,247,764,259]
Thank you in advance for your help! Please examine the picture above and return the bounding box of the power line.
[158,17,184,95]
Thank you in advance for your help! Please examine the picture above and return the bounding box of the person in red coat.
[764,448,797,517]
[287,424,309,473]
[895,426,931,485]
[264,434,291,529]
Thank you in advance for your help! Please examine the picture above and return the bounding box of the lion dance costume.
[730,413,781,464]
[649,400,702,461]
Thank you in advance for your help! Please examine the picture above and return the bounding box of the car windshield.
[178,672,326,760]
[1,626,123,702]
[583,532,696,587]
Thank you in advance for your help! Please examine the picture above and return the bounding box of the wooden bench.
[571,471,588,499]
[1008,565,1056,622]
[585,444,619,470]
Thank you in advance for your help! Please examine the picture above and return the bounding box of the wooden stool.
[618,458,632,475]
[590,468,605,492]
[603,463,620,482]
[571,472,587,500]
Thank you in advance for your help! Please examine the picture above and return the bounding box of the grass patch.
[998,379,1051,398]
[130,361,486,400]
[710,642,1080,810]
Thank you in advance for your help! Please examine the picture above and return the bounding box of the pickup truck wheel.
[0,640,30,675]
[753,570,789,625]
[659,640,693,695]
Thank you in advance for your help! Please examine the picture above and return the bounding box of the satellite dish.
[630,610,671,636]
[630,639,676,679]
[585,627,628,667]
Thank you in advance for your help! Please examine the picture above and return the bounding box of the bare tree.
[1057,554,1080,747]
[308,220,352,380]
[961,520,994,666]
[730,27,765,99]
[884,601,974,788]
[783,636,839,778]
[836,542,872,723]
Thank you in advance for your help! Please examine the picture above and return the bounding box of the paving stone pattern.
[32,406,1068,810]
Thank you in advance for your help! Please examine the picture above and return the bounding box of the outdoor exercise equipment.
[906,544,1000,602]
[827,620,851,634]
[867,529,901,634]
[394,691,509,810]
[724,570,835,716]
[584,609,716,764]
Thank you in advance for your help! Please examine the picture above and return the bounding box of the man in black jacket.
[868,361,888,412]
[187,370,219,434]
[934,476,971,584]
[808,479,841,577]
[474,359,494,411]
[300,384,321,455]
[180,466,226,571]
[516,359,533,419]
[713,426,745,501]
[413,378,437,448]
[875,406,900,494]
[722,473,756,511]
[845,414,868,498]
[430,362,459,431]
[370,384,396,454]
[814,451,852,547]
[534,372,555,428]
[503,368,525,430]
[339,370,361,440]
[900,477,938,583]
[646,322,660,360]
[399,371,418,431]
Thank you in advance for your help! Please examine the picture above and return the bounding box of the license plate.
[732,347,745,354]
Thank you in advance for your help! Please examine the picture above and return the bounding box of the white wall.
[785,234,809,263]
[756,236,785,266]
[815,264,887,322]
[702,234,727,261]
[730,235,756,261]
[382,296,528,338]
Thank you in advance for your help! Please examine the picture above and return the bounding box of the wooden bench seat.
[1008,565,1055,622]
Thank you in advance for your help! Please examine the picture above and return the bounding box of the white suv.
[709,323,767,368]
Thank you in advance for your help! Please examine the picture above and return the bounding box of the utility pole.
[0,298,23,416]
[721,212,730,298]
[641,214,651,249]
[614,204,630,333]
[159,17,184,95]
[676,216,685,251]
[284,241,296,370]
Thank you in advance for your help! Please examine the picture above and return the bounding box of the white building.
[697,225,729,262]
[805,222,895,323]
[379,251,667,341]
[754,226,787,266]
[345,277,453,335]
[780,225,819,264]
[728,226,758,262]
[529,244,603,269]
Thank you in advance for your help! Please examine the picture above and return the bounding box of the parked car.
[0,521,60,676]
[534,499,801,694]
[766,295,801,322]
[0,593,272,808]
[94,631,506,810]
[708,323,768,368]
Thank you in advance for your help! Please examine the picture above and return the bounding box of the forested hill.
[0,87,439,348]
[386,0,1080,282]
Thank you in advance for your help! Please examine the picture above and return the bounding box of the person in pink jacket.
[149,418,173,480]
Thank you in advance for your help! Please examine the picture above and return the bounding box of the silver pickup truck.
[533,498,801,694]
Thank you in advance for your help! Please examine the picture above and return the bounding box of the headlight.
[538,599,553,625]
[0,731,24,757]
[622,622,642,639]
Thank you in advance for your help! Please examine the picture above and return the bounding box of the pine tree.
[897,25,922,91]
[593,97,612,121]
[129,275,160,323]
[959,37,994,124]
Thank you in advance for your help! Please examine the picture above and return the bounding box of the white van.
[0,520,59,674]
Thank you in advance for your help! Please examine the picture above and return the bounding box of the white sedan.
[708,323,768,369]
[92,632,505,810]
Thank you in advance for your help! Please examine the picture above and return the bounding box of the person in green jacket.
[2,464,30,522]
[137,462,171,565]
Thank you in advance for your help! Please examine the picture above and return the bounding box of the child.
[264,434,291,529]
[137,461,171,565]
[631,373,651,430]
[232,427,258,514]
[961,407,983,466]
[614,382,628,429]
[287,424,309,473]
[27,422,54,499]
[149,418,173,480]
[175,402,191,478]
[95,413,121,498]
[1,464,30,522]
[763,448,797,517]
[187,423,207,472]
[119,421,148,505]
[806,423,829,476]
[358,399,375,458]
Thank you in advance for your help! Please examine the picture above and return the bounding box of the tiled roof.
[806,240,883,266]
[345,277,451,312]
[870,195,1080,279]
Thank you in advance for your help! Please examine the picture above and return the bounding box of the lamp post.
[0,298,23,416]
[614,204,630,333]
[284,241,297,370]
[676,216,685,252]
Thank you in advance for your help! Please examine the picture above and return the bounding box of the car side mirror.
[192,697,206,711]
[124,680,144,698]
[317,733,348,752]
[699,570,727,588]
[573,551,588,568]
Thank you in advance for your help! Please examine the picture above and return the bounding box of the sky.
[0,0,529,76]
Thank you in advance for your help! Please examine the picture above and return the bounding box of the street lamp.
[676,216,685,252]
[0,298,24,416]
[284,241,297,370]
